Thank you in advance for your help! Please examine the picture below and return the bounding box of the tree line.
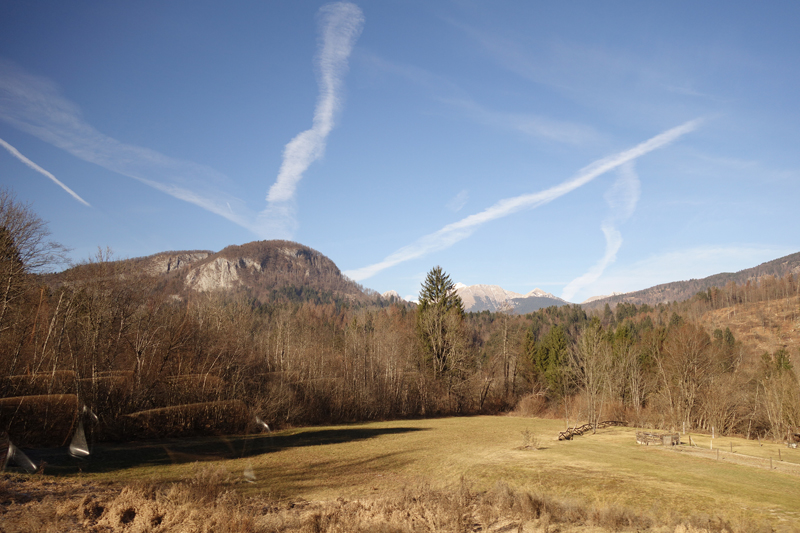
[0,188,798,445]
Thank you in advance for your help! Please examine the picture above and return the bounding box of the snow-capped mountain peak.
[453,283,569,314]
[453,283,519,313]
[524,288,558,299]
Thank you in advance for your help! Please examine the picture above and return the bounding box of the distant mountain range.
[450,250,800,313]
[581,251,800,311]
[453,283,569,314]
[48,241,800,313]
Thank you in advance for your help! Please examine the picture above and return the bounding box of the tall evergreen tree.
[416,266,464,378]
[418,266,463,314]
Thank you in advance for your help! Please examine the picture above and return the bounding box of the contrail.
[0,2,364,239]
[0,59,256,231]
[561,162,640,301]
[262,2,364,229]
[344,119,701,281]
[0,137,90,206]
[562,223,623,303]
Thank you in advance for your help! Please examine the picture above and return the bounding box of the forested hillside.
[45,239,382,308]
[1,190,799,449]
[583,251,800,311]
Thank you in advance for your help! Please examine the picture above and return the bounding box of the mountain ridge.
[48,243,800,313]
[47,240,372,306]
[581,251,800,311]
[454,283,568,314]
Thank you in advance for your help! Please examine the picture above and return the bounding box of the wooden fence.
[558,420,625,440]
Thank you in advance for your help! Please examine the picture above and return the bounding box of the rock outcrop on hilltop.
[184,256,264,292]
[46,240,370,305]
[179,241,363,301]
[381,290,403,301]
[140,251,212,275]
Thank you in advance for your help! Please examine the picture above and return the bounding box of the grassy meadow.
[6,415,798,532]
[239,417,800,525]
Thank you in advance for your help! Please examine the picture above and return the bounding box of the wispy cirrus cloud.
[0,58,259,231]
[446,189,469,212]
[0,136,90,206]
[561,161,640,302]
[451,19,721,126]
[442,97,600,146]
[0,2,364,238]
[261,2,364,234]
[344,119,701,282]
[363,52,598,146]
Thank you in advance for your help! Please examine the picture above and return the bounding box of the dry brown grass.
[0,467,778,533]
[3,417,798,532]
[0,467,256,533]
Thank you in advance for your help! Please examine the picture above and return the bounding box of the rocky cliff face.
[45,240,369,305]
[141,251,212,276]
[184,256,250,292]
[174,241,362,300]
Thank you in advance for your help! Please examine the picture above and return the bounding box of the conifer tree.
[416,266,464,378]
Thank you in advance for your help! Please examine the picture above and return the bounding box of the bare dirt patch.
[701,295,800,356]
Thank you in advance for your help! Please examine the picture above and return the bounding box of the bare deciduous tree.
[571,319,612,432]
[0,188,66,335]
[657,323,714,431]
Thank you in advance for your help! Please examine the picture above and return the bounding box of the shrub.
[124,400,249,438]
[520,428,540,449]
[0,394,78,447]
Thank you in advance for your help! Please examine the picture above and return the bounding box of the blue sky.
[1,1,798,303]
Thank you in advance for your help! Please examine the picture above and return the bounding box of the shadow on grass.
[245,451,414,498]
[22,426,429,476]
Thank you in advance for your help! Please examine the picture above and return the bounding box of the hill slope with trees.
[45,240,378,308]
[1,187,798,450]
[582,251,800,311]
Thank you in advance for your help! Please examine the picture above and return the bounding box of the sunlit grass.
[248,417,800,527]
[30,416,800,529]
